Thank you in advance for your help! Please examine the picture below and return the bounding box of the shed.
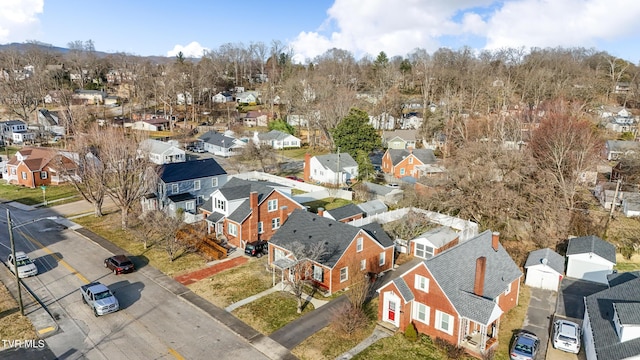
[524,248,565,291]
[566,235,616,284]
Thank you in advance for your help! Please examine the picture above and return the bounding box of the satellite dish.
[541,258,548,265]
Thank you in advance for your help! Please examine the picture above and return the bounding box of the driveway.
[522,287,556,359]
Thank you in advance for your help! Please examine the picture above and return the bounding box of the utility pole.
[6,209,24,315]
[609,179,622,220]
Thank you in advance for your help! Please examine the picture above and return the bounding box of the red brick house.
[5,147,77,188]
[381,148,439,179]
[268,209,395,295]
[201,177,305,249]
[377,231,522,357]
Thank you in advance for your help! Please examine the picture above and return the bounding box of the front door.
[383,292,400,328]
[388,301,396,321]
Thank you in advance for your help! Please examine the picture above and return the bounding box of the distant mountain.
[0,42,173,63]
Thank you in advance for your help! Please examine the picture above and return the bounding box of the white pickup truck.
[80,282,119,316]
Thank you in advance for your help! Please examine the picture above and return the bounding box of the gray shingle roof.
[269,209,393,268]
[219,177,274,202]
[357,199,388,216]
[387,148,436,166]
[606,140,640,153]
[393,278,414,302]
[206,212,224,222]
[584,274,640,360]
[524,248,565,274]
[157,158,226,183]
[614,302,640,325]
[425,230,523,324]
[358,222,394,247]
[168,193,195,203]
[327,203,363,221]
[258,130,290,142]
[228,201,251,223]
[413,226,459,248]
[314,153,357,173]
[566,235,616,264]
[199,130,236,149]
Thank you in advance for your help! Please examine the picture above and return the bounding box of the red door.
[388,301,396,321]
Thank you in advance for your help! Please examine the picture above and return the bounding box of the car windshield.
[94,290,113,300]
[118,261,133,267]
[558,334,577,342]
[246,245,255,250]
[16,259,32,267]
[514,343,533,354]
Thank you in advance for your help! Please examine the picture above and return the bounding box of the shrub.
[434,337,466,359]
[621,245,635,260]
[330,302,369,337]
[404,322,418,341]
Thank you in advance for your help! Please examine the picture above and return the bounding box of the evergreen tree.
[332,108,380,156]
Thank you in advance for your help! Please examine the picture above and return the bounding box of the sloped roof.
[168,193,195,203]
[258,130,294,142]
[140,139,182,154]
[198,130,236,149]
[357,199,388,215]
[413,226,458,248]
[524,248,565,274]
[314,153,357,173]
[584,272,640,360]
[358,222,393,247]
[393,278,414,302]
[326,203,363,221]
[383,129,417,142]
[424,230,522,324]
[269,209,393,268]
[606,140,640,153]
[219,177,274,202]
[228,201,251,223]
[156,158,226,184]
[361,181,400,196]
[566,235,616,264]
[206,212,225,223]
[387,148,437,166]
[8,147,76,172]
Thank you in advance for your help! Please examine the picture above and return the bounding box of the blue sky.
[2,0,640,63]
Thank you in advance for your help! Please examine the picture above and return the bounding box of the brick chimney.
[279,206,288,224]
[317,207,324,217]
[248,191,259,241]
[408,146,413,154]
[474,256,487,297]
[492,232,500,252]
[303,153,311,182]
[250,191,258,211]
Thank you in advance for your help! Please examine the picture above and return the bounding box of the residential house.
[566,235,616,284]
[611,158,640,183]
[236,91,259,105]
[400,113,423,130]
[131,118,170,132]
[0,120,36,144]
[381,148,438,178]
[142,158,227,218]
[376,231,522,357]
[72,90,106,105]
[320,204,363,223]
[5,147,77,188]
[212,92,233,103]
[198,130,245,157]
[269,210,395,295]
[242,111,268,127]
[200,177,305,249]
[604,140,640,161]
[303,153,358,186]
[410,226,460,260]
[357,199,388,217]
[36,109,65,136]
[254,130,301,150]
[383,130,419,150]
[582,272,640,360]
[43,90,62,104]
[524,248,565,291]
[140,139,186,165]
[622,193,640,217]
[369,112,396,130]
[359,181,404,205]
[104,96,119,107]
[176,92,193,105]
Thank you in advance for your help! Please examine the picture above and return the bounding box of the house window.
[274,248,285,261]
[268,199,278,212]
[415,243,435,258]
[313,265,323,282]
[409,157,414,164]
[340,267,348,283]
[379,252,386,266]
[212,178,218,187]
[21,172,27,180]
[435,310,454,335]
[360,259,366,271]
[258,222,263,234]
[415,275,429,292]
[185,201,195,210]
[400,168,405,175]
[228,223,238,236]
[10,168,16,175]
[356,237,363,252]
[172,184,179,193]
[272,217,280,229]
[194,180,200,190]
[413,302,430,325]
[216,199,226,211]
[40,171,47,179]
[504,282,512,295]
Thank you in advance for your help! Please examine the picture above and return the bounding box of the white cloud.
[289,0,640,62]
[166,41,209,58]
[0,0,43,43]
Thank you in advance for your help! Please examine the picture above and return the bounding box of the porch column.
[480,325,487,352]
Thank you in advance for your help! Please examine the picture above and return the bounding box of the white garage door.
[567,259,610,284]
[525,268,560,291]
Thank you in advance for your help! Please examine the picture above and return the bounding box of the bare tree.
[137,209,185,261]
[239,140,277,172]
[286,241,328,314]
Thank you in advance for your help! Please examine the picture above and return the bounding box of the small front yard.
[233,291,314,334]
[0,183,79,205]
[187,257,273,308]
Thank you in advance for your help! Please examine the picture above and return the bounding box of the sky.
[1,0,640,64]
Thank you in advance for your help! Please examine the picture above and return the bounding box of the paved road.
[0,203,271,360]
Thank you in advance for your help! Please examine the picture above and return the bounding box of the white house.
[566,235,616,284]
[212,92,233,103]
[253,130,301,150]
[409,226,460,259]
[198,130,245,157]
[369,112,395,130]
[236,91,259,105]
[140,139,186,165]
[0,120,36,144]
[131,118,170,132]
[524,248,565,291]
[303,153,358,186]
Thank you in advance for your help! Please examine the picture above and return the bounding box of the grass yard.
[187,257,274,308]
[353,333,452,360]
[0,183,79,205]
[232,291,314,335]
[72,211,206,276]
[281,147,330,160]
[0,279,36,340]
[303,198,354,212]
[616,254,640,272]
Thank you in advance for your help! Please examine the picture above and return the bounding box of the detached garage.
[524,248,565,291]
[566,235,616,285]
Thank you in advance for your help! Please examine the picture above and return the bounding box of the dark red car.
[104,255,135,274]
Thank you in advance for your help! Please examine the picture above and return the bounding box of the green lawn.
[233,291,314,334]
[0,183,79,205]
[353,334,452,360]
[303,198,354,212]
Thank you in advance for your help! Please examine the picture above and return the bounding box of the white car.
[7,251,38,278]
[553,319,581,353]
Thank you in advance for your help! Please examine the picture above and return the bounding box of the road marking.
[37,326,56,335]
[18,231,90,284]
[168,348,185,360]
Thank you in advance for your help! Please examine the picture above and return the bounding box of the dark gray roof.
[361,181,397,196]
[228,201,251,223]
[168,193,195,203]
[357,199,388,215]
[157,158,226,183]
[566,235,616,264]
[425,230,523,324]
[198,130,236,149]
[393,278,414,302]
[218,177,274,202]
[206,212,224,222]
[584,274,640,360]
[524,248,565,274]
[607,271,640,288]
[614,302,640,325]
[269,209,393,268]
[358,222,394,247]
[387,148,436,166]
[201,197,214,212]
[327,203,363,221]
[314,153,357,173]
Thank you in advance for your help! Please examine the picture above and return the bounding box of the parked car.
[104,255,135,275]
[510,331,539,360]
[553,319,580,353]
[7,251,38,278]
[245,241,268,257]
[286,176,304,182]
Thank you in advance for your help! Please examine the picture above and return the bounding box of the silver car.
[553,319,581,353]
[510,331,539,360]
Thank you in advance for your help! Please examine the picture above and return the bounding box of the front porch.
[461,332,498,356]
[458,317,499,357]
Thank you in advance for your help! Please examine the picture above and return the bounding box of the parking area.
[521,287,556,359]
